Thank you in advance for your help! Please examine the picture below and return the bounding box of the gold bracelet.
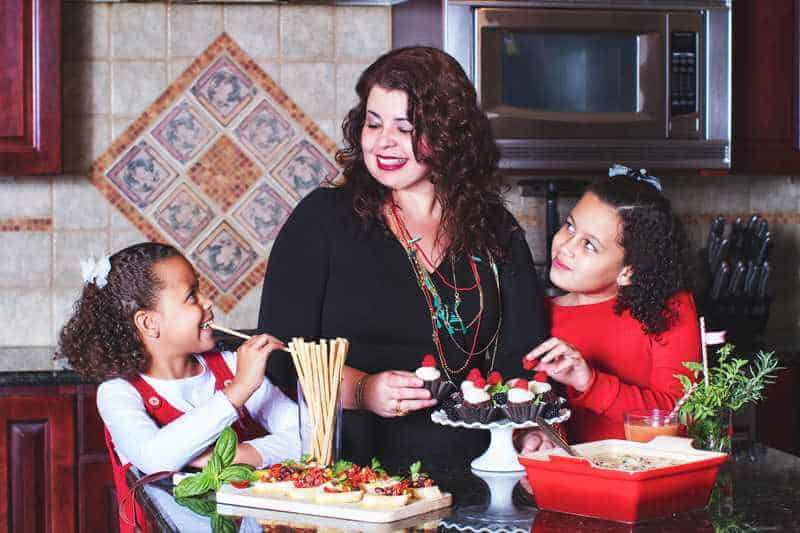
[355,374,371,410]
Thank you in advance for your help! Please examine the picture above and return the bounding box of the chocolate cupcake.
[415,354,456,401]
[456,384,496,423]
[503,379,538,423]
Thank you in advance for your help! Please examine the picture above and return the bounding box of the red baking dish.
[519,436,728,523]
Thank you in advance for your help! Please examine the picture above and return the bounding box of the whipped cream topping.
[508,388,534,403]
[462,387,490,404]
[415,367,441,381]
[530,382,551,394]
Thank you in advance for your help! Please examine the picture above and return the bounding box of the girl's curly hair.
[57,242,182,381]
[588,174,691,335]
[336,46,509,260]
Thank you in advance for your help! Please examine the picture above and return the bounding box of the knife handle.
[711,260,730,301]
[756,261,771,300]
[728,260,746,297]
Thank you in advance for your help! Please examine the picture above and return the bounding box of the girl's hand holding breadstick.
[225,334,285,408]
[524,337,592,392]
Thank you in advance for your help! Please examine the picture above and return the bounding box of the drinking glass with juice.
[624,409,679,442]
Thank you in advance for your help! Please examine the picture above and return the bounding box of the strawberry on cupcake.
[454,369,496,423]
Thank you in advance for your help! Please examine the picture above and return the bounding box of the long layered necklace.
[389,203,502,383]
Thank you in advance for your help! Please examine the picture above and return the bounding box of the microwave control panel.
[670,32,697,116]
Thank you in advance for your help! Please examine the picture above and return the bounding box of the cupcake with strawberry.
[502,379,538,423]
[415,354,455,401]
[454,369,496,423]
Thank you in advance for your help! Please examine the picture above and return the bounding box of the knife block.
[701,296,771,351]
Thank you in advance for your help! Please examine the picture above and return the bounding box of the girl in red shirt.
[521,169,700,450]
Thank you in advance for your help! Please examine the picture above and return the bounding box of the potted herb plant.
[676,344,782,453]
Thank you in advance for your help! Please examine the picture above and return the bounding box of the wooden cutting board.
[214,485,452,523]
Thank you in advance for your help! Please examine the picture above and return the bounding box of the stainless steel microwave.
[444,1,732,170]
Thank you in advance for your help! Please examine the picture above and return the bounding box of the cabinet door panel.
[0,0,61,175]
[0,396,75,533]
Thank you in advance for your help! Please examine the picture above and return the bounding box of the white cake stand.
[432,408,571,531]
[430,408,571,473]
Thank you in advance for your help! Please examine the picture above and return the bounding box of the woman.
[258,47,546,470]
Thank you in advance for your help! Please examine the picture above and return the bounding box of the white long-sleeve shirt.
[97,351,304,475]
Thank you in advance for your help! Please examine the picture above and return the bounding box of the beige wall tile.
[53,176,110,231]
[224,5,280,60]
[0,176,52,218]
[315,119,340,148]
[53,287,83,348]
[112,116,137,139]
[282,62,336,118]
[281,6,334,60]
[218,285,263,330]
[0,233,51,288]
[63,3,109,60]
[257,61,281,87]
[111,3,167,60]
[750,175,800,213]
[0,289,51,347]
[110,207,139,231]
[53,231,110,288]
[63,61,111,116]
[335,6,391,61]
[169,5,224,59]
[168,58,195,81]
[63,115,112,174]
[111,61,168,116]
[110,229,149,254]
[0,347,59,372]
[335,62,369,120]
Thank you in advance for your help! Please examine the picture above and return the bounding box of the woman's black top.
[258,186,546,472]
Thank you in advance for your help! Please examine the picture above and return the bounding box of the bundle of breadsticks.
[288,337,349,466]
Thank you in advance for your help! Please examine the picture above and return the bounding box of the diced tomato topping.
[230,480,250,489]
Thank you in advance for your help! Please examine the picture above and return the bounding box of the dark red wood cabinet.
[733,0,800,172]
[0,0,61,175]
[0,385,116,533]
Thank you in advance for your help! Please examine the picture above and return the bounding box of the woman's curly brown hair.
[336,46,510,260]
[57,242,182,381]
[589,174,691,335]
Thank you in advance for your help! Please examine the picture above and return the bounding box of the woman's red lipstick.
[376,157,406,171]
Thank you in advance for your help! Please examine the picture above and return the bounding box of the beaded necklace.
[388,203,502,382]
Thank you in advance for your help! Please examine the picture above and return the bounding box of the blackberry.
[444,406,460,421]
[439,392,460,411]
[492,392,508,406]
[541,402,560,420]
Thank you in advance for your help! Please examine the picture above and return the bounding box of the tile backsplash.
[2,2,799,371]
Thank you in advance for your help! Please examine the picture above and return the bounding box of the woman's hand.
[515,429,555,456]
[524,337,592,392]
[227,334,285,408]
[362,370,438,418]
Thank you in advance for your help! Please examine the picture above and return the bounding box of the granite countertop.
[131,443,800,532]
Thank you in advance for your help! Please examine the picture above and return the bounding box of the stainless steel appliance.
[443,1,732,170]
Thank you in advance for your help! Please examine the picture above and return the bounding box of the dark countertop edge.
[0,370,96,387]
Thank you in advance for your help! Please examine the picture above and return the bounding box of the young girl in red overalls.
[58,242,301,532]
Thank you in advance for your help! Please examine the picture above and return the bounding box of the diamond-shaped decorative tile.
[233,181,293,247]
[192,222,258,293]
[191,55,255,126]
[271,140,339,201]
[187,135,261,213]
[151,100,217,164]
[155,184,215,247]
[106,141,178,209]
[235,99,295,166]
[87,34,339,313]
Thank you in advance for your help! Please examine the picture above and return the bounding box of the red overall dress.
[103,352,267,533]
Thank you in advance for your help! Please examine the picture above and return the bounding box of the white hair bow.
[608,163,663,192]
[81,254,112,288]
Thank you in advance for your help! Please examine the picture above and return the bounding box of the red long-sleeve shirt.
[549,291,700,443]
